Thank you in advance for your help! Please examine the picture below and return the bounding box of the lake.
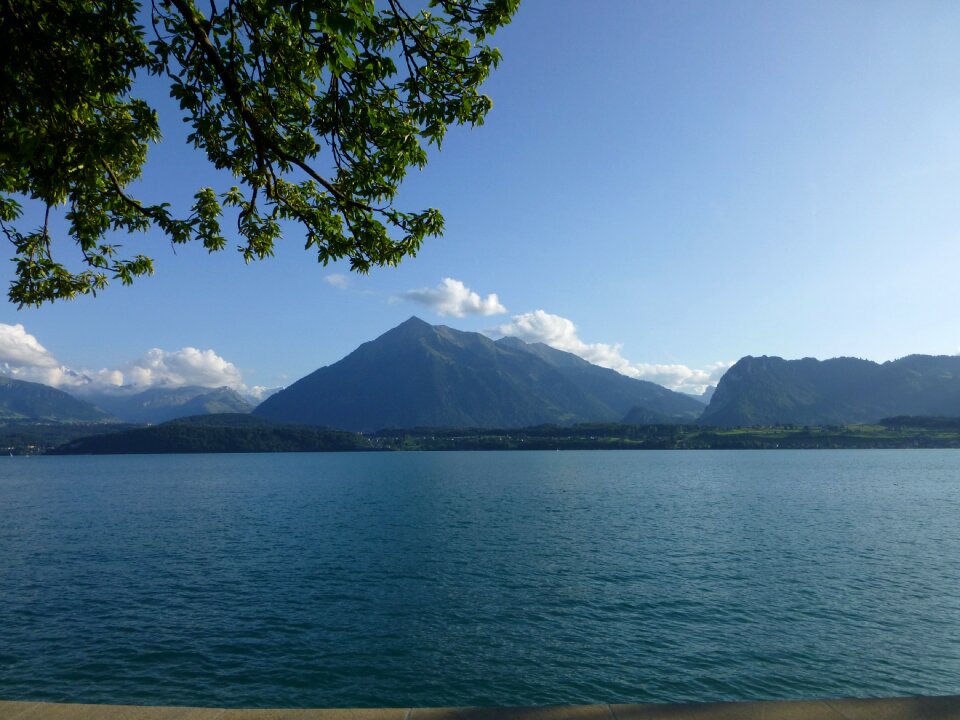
[1,450,959,708]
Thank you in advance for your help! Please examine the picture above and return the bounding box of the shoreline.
[3,696,959,719]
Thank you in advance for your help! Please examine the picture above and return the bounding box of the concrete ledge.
[2,697,959,720]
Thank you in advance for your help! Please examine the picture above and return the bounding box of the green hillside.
[0,375,113,422]
[49,414,371,454]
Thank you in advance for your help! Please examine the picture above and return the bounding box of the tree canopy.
[0,0,518,306]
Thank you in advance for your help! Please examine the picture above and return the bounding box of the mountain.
[0,375,113,422]
[621,406,673,424]
[679,386,716,405]
[494,336,705,420]
[82,386,253,423]
[254,317,704,431]
[699,354,960,427]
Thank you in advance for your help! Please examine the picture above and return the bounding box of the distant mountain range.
[0,377,253,425]
[254,316,704,430]
[700,354,960,427]
[5,320,960,431]
[79,386,253,424]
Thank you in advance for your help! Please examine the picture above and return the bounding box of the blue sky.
[2,0,960,397]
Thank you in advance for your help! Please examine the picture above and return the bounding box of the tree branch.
[167,0,368,213]
[100,160,150,215]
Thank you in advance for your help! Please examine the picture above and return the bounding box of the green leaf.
[0,0,518,305]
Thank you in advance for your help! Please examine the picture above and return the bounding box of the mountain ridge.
[254,316,703,430]
[78,385,253,424]
[700,353,960,426]
[9,319,959,431]
[0,375,114,422]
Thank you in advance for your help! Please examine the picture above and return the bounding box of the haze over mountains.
[3,318,960,430]
[0,378,256,424]
[80,386,253,424]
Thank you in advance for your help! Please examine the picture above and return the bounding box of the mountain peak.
[400,315,430,327]
[380,315,436,342]
[495,336,527,348]
[253,318,703,430]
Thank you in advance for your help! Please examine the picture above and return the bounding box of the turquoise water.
[1,450,959,708]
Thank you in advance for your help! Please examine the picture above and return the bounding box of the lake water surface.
[1,450,959,708]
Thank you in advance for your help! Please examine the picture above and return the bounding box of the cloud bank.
[0,323,98,388]
[402,277,506,317]
[0,323,263,398]
[494,310,731,395]
[0,323,58,372]
[116,347,245,390]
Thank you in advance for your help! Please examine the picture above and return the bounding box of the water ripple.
[1,450,960,707]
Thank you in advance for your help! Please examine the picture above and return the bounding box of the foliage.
[0,0,518,305]
[0,421,133,455]
[372,422,960,450]
[879,415,960,430]
[34,417,960,455]
[47,413,373,454]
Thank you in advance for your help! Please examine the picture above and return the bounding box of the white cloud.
[402,277,507,317]
[494,310,732,395]
[495,309,633,371]
[0,323,59,369]
[116,347,244,390]
[629,361,734,395]
[244,385,282,402]
[323,273,350,289]
[0,323,75,386]
[0,322,259,396]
